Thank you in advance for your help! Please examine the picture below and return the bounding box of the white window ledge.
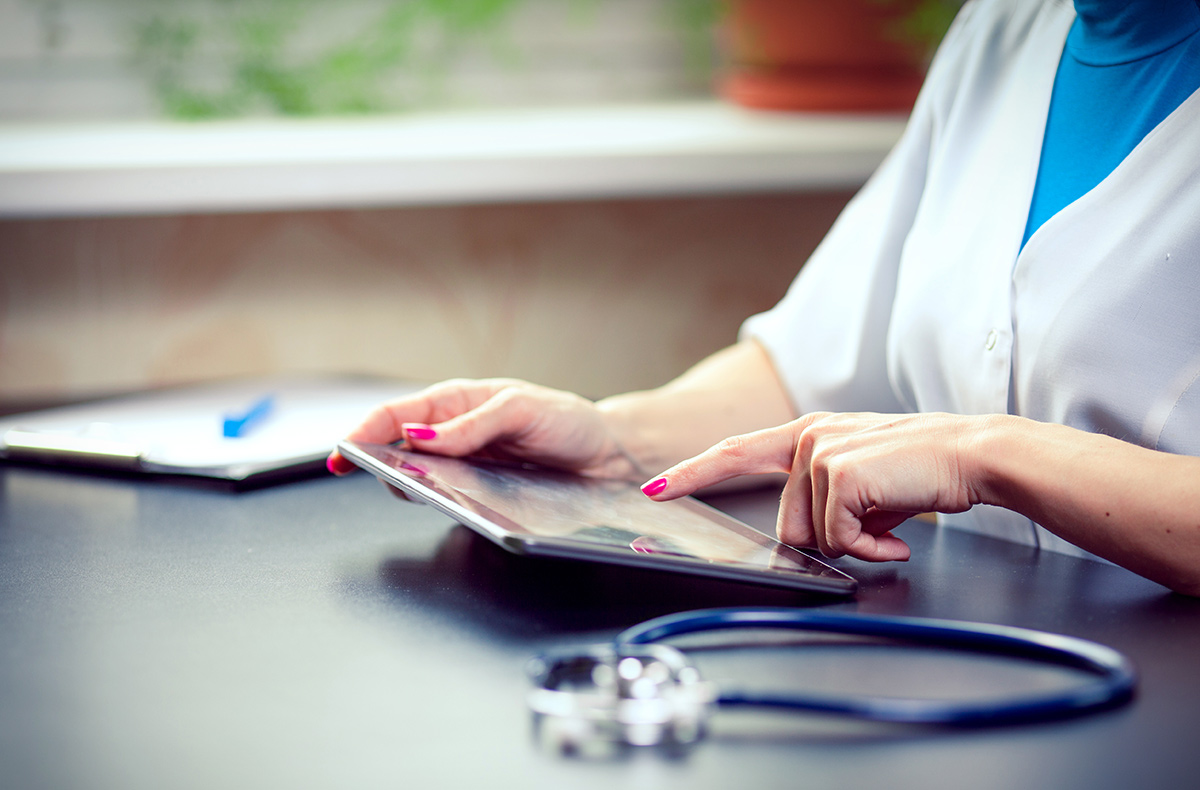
[0,101,906,218]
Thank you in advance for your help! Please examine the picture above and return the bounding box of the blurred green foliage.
[128,0,554,119]
[880,0,965,58]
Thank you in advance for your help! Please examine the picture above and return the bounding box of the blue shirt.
[1022,0,1200,247]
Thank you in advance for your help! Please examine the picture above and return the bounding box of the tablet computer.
[338,440,857,596]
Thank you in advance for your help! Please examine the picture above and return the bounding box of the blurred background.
[0,0,959,409]
[3,0,724,121]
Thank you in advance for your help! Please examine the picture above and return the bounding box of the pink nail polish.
[403,423,437,441]
[326,453,354,475]
[641,477,668,497]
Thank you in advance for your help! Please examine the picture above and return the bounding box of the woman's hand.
[642,411,992,563]
[326,378,641,480]
[642,409,1200,594]
[327,341,797,485]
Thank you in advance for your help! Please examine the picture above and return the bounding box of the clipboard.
[0,375,420,486]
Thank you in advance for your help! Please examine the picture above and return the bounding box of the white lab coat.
[741,0,1200,559]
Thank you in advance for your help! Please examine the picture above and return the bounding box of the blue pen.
[223,394,275,438]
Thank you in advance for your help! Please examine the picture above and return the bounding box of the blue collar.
[1069,0,1200,65]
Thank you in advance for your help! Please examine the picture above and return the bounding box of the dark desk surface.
[2,465,1197,790]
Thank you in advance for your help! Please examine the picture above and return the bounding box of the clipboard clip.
[2,428,143,471]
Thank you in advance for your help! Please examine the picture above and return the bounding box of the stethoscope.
[526,607,1137,754]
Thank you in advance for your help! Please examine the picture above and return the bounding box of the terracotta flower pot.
[719,0,928,113]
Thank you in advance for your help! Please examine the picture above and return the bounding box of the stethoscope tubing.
[615,607,1137,726]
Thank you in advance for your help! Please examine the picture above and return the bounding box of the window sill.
[0,101,905,217]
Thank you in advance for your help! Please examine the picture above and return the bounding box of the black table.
[2,465,1197,789]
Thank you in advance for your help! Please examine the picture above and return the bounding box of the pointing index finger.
[641,422,808,501]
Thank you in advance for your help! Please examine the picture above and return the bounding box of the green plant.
[127,0,548,119]
[880,0,966,59]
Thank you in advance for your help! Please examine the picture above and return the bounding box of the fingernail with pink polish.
[641,477,668,497]
[402,423,437,441]
[326,453,354,476]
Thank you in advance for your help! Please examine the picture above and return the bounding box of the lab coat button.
[985,329,998,351]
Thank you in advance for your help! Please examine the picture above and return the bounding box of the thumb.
[641,424,802,500]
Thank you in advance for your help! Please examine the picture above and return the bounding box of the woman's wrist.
[959,413,1051,515]
[593,390,660,481]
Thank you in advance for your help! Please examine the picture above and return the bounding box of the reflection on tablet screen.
[359,444,850,587]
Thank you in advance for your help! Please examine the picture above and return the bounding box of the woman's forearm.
[972,415,1200,595]
[595,340,797,480]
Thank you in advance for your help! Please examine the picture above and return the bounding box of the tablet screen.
[339,441,856,595]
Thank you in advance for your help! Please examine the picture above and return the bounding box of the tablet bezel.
[338,440,857,595]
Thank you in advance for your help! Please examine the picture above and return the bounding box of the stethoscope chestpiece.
[526,643,718,757]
